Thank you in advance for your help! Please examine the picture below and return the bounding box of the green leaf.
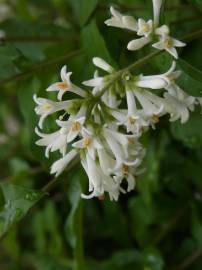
[177,59,202,97]
[0,183,44,237]
[170,109,202,148]
[179,59,202,83]
[78,0,98,26]
[82,19,113,64]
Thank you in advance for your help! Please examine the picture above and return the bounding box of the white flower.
[97,148,116,176]
[93,57,114,73]
[47,66,86,100]
[33,94,72,128]
[114,164,136,192]
[83,58,115,95]
[103,128,139,170]
[155,24,169,36]
[127,36,151,51]
[113,141,145,192]
[35,106,86,157]
[35,127,69,158]
[81,153,122,201]
[126,90,149,133]
[137,19,153,37]
[112,109,149,135]
[83,73,105,90]
[152,35,186,59]
[131,88,166,118]
[136,74,167,89]
[136,61,181,90]
[56,113,86,143]
[102,91,120,109]
[152,0,162,26]
[104,6,137,31]
[51,149,78,177]
[164,92,195,123]
[72,129,103,160]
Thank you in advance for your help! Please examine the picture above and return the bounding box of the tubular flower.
[104,6,137,31]
[105,1,186,57]
[47,65,86,100]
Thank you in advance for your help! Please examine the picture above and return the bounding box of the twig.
[182,28,202,43]
[98,3,194,12]
[171,15,202,26]
[0,49,83,86]
[152,206,187,245]
[0,36,75,43]
[174,249,202,270]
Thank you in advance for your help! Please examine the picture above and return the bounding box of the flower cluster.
[105,0,185,59]
[34,0,201,201]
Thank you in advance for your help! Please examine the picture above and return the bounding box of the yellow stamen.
[128,116,136,124]
[57,82,68,90]
[42,103,52,110]
[122,164,129,175]
[71,121,81,131]
[128,138,136,145]
[167,74,176,81]
[164,38,173,49]
[83,137,92,147]
[152,115,159,124]
[142,24,150,32]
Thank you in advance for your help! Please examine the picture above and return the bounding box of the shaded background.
[0,0,202,269]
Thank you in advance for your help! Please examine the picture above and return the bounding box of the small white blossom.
[51,149,78,177]
[136,61,181,90]
[104,6,137,31]
[72,129,103,160]
[137,19,153,37]
[81,153,123,201]
[47,66,86,100]
[97,148,116,176]
[164,92,195,123]
[83,58,115,95]
[136,75,167,89]
[155,24,169,36]
[35,127,68,158]
[152,35,186,59]
[33,94,72,128]
[56,115,86,143]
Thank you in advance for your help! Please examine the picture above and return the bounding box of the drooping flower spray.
[34,0,201,201]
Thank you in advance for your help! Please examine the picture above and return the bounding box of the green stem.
[183,28,202,42]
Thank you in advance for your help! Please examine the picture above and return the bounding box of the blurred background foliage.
[0,0,202,269]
